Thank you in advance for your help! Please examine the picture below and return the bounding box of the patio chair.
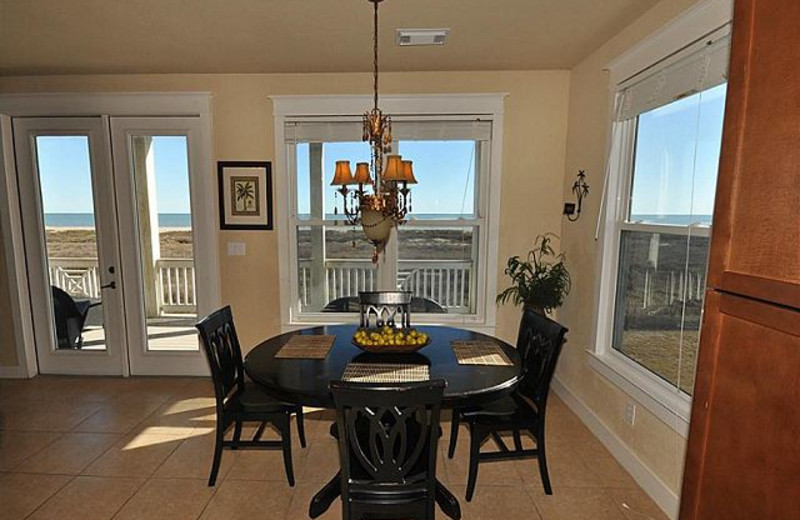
[196,306,306,487]
[447,308,568,500]
[330,379,447,520]
[51,285,102,349]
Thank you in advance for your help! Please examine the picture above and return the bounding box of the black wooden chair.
[323,295,447,315]
[358,291,414,328]
[196,306,306,487]
[447,309,567,500]
[51,285,102,349]
[330,379,447,520]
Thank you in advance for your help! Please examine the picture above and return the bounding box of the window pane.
[130,135,198,352]
[612,230,708,394]
[37,136,107,351]
[629,83,727,225]
[296,141,371,221]
[397,227,477,314]
[297,225,377,313]
[397,141,477,219]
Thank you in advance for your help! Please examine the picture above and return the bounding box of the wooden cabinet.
[707,0,800,307]
[681,293,800,520]
[680,1,800,519]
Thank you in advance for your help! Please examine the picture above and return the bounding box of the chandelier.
[331,0,416,262]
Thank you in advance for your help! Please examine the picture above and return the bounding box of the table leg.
[308,474,459,520]
[309,471,341,519]
[436,478,462,520]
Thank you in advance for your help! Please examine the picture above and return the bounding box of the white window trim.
[271,94,506,333]
[593,0,733,436]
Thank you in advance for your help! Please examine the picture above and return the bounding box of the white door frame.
[110,116,215,376]
[0,115,37,378]
[13,116,128,375]
[0,93,219,377]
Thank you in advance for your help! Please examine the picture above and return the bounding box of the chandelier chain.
[373,0,379,111]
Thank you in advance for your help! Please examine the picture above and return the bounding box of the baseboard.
[0,364,30,378]
[552,376,680,519]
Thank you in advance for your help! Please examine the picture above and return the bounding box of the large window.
[284,115,495,323]
[613,85,726,395]
[598,27,730,401]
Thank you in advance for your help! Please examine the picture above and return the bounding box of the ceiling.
[0,0,660,76]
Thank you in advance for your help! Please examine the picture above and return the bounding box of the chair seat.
[233,382,294,413]
[462,394,539,425]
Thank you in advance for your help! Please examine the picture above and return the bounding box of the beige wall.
[0,70,571,362]
[556,0,703,498]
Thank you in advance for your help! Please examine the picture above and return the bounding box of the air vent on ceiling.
[396,29,449,47]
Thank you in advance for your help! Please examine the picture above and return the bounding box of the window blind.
[285,119,492,143]
[615,24,731,121]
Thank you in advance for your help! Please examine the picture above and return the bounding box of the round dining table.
[244,324,522,520]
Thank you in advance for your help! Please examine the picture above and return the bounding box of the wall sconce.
[563,170,589,222]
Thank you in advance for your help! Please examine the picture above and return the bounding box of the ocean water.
[45,213,192,228]
[630,214,713,226]
[44,212,714,228]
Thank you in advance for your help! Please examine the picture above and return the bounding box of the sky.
[296,140,476,218]
[38,135,191,215]
[36,84,727,224]
[630,83,727,222]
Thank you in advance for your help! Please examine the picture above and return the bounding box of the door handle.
[101,281,117,290]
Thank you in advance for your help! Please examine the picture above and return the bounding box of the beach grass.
[45,228,194,258]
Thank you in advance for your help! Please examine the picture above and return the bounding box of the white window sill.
[586,349,691,438]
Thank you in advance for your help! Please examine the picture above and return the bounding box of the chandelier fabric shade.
[331,160,355,185]
[400,160,417,184]
[353,162,372,184]
[381,155,404,182]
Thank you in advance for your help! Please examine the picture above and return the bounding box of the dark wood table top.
[245,324,521,409]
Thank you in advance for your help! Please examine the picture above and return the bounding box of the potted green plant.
[497,234,571,315]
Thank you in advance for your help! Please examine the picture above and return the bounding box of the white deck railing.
[299,259,474,313]
[49,258,102,299]
[156,259,196,313]
[48,257,196,314]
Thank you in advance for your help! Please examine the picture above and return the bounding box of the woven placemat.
[451,340,514,366]
[341,362,430,383]
[274,335,335,359]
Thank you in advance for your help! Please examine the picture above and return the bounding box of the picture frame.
[218,161,273,230]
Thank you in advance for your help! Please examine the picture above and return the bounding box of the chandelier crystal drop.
[330,0,416,263]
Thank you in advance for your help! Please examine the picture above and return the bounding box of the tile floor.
[0,376,668,520]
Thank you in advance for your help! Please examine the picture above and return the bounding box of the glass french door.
[14,117,127,375]
[14,116,212,376]
[110,117,210,376]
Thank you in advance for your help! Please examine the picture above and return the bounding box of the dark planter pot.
[524,304,546,316]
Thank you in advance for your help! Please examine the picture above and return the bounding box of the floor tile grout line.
[143,424,198,481]
[105,476,150,520]
[21,473,77,520]
[6,431,65,472]
[522,483,546,520]
[11,432,124,477]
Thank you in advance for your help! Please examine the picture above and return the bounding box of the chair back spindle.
[196,306,245,407]
[358,291,413,328]
[330,379,446,517]
[516,308,568,407]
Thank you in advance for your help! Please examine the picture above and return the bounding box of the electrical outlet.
[624,402,636,426]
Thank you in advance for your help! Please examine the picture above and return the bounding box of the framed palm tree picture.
[218,161,273,230]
